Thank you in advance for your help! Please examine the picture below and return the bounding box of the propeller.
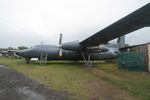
[58,33,63,57]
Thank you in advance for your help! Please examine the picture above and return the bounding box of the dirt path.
[80,69,135,100]
[0,65,69,100]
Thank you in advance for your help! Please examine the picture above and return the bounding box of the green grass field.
[0,56,150,100]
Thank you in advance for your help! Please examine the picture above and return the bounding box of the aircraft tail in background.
[117,35,125,48]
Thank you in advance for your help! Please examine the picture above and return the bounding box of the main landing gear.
[81,51,93,67]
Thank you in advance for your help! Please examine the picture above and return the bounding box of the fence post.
[148,44,150,72]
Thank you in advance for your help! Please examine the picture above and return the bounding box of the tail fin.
[117,35,125,48]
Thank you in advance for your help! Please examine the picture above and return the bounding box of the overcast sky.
[0,0,150,48]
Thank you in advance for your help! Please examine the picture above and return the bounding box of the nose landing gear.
[25,58,31,64]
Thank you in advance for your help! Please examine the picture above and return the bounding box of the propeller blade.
[58,33,63,57]
[59,33,63,45]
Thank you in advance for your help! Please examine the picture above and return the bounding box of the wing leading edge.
[80,3,150,47]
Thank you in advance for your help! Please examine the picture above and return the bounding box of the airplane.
[16,3,150,67]
[0,49,18,57]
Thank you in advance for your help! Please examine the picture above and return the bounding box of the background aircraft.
[16,3,150,67]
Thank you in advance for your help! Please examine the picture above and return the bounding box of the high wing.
[80,3,150,47]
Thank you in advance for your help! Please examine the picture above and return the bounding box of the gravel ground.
[0,65,70,100]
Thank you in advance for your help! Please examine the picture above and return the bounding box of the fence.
[117,52,147,71]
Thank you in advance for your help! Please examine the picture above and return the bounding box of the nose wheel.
[25,58,31,64]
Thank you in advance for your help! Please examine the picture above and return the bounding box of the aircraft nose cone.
[15,51,19,55]
[16,50,26,57]
[16,51,21,56]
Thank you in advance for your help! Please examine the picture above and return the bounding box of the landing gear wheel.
[25,58,31,64]
[84,62,93,68]
[81,51,93,68]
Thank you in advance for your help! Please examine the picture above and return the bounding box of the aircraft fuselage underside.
[16,46,117,61]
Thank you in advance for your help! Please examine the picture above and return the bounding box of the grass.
[0,56,150,100]
[96,64,150,99]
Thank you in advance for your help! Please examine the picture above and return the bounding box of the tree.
[8,47,14,50]
[18,46,28,50]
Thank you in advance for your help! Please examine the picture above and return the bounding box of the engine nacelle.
[86,45,109,53]
[62,41,83,51]
[99,45,109,52]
